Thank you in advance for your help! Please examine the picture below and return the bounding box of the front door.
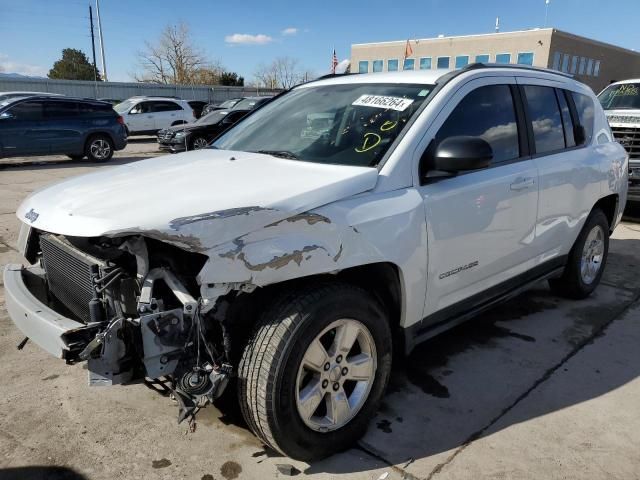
[127,101,155,133]
[416,79,539,323]
[0,100,48,156]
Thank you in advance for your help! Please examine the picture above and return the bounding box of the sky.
[1,0,639,83]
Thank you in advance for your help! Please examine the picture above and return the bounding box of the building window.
[403,58,415,70]
[387,59,399,71]
[437,56,450,69]
[496,53,511,64]
[372,60,383,73]
[475,54,490,63]
[561,54,570,73]
[419,57,432,70]
[579,57,587,75]
[552,52,562,70]
[570,56,579,74]
[517,52,534,66]
[455,55,469,69]
[593,60,601,77]
[586,58,594,76]
[358,61,369,74]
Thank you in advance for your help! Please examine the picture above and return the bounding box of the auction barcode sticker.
[352,95,414,111]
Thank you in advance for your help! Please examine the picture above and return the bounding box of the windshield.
[219,98,240,109]
[195,110,229,125]
[114,99,136,114]
[232,97,268,110]
[214,83,432,167]
[598,83,640,110]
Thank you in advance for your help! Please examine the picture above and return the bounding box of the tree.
[136,22,228,85]
[254,57,313,89]
[48,48,101,81]
[220,72,244,86]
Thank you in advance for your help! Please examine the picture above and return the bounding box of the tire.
[237,282,392,461]
[190,136,209,150]
[548,208,609,299]
[85,134,114,162]
[66,154,84,160]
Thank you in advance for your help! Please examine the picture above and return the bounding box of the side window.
[523,85,565,154]
[153,101,182,112]
[7,101,44,120]
[556,90,575,148]
[130,102,150,114]
[435,84,520,164]
[571,92,595,144]
[44,101,78,118]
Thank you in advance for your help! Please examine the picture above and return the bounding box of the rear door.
[416,77,540,321]
[151,101,184,129]
[0,100,47,156]
[42,100,82,154]
[516,79,601,258]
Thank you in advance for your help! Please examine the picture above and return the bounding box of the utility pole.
[89,5,98,97]
[96,0,107,81]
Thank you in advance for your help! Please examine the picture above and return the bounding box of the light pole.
[96,0,108,81]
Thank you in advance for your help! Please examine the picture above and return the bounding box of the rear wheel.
[549,208,609,299]
[237,282,392,461]
[190,136,209,150]
[85,134,114,162]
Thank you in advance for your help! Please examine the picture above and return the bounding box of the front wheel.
[549,208,609,299]
[190,136,209,150]
[238,283,392,461]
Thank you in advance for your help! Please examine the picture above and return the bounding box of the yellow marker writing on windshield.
[380,120,398,131]
[355,132,381,153]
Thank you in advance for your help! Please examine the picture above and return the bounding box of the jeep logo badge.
[24,208,39,223]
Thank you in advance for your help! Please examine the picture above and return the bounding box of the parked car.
[230,95,272,111]
[201,97,242,116]
[157,109,249,152]
[0,91,63,102]
[97,98,122,105]
[0,95,127,161]
[599,79,640,203]
[114,97,195,135]
[187,100,208,119]
[4,65,627,461]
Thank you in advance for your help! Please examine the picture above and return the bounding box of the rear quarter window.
[572,92,595,144]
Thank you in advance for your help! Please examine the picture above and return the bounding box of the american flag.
[331,49,338,74]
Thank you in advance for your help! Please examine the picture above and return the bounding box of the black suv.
[0,96,127,162]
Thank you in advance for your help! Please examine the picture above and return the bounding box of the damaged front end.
[5,229,234,423]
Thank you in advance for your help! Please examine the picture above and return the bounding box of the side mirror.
[574,125,586,145]
[424,136,493,175]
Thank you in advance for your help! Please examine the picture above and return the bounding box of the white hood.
[17,149,378,251]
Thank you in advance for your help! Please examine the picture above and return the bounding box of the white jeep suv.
[4,65,628,460]
[114,96,195,135]
[598,79,640,203]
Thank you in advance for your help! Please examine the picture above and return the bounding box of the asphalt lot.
[1,140,640,480]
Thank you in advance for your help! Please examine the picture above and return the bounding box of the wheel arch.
[593,193,619,234]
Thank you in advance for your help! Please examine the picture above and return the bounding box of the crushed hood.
[17,149,378,251]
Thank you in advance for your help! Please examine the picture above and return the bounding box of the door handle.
[510,177,535,191]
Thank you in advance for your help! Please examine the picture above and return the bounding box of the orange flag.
[404,39,413,59]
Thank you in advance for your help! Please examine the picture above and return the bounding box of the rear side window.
[436,84,520,164]
[556,90,575,148]
[152,101,182,112]
[7,101,44,121]
[523,85,565,154]
[79,102,113,115]
[44,101,79,118]
[571,92,595,144]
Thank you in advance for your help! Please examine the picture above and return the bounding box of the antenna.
[96,0,108,81]
[495,16,500,33]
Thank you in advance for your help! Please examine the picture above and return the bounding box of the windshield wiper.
[254,149,299,160]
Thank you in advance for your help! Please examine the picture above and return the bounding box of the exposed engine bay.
[25,230,236,423]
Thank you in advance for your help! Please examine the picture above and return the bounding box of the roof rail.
[462,62,574,78]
